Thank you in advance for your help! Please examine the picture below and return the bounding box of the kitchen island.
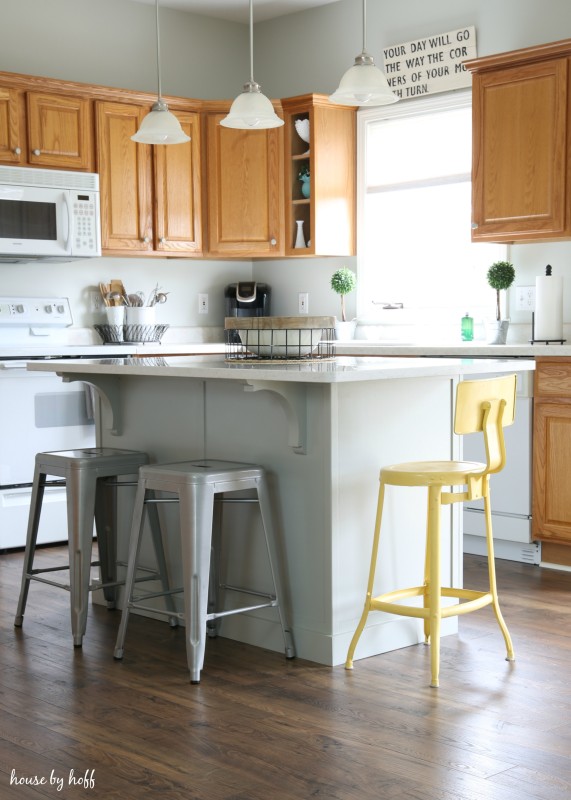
[28,355,534,666]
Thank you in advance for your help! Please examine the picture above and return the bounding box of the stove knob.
[45,305,53,314]
[15,304,24,314]
[56,304,65,314]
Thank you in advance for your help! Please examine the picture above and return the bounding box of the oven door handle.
[0,361,29,370]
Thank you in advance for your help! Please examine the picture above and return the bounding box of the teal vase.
[300,176,310,198]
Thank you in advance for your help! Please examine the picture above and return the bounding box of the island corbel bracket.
[244,381,307,454]
[60,373,122,436]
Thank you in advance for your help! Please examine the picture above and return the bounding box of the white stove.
[0,295,136,359]
[0,296,135,551]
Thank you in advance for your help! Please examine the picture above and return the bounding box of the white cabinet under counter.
[27,355,534,666]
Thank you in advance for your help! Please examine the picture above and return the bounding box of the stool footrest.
[370,586,493,619]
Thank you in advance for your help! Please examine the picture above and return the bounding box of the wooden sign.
[383,26,477,99]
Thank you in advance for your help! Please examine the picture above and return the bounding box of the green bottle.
[461,313,474,342]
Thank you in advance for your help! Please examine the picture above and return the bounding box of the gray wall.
[1,0,571,327]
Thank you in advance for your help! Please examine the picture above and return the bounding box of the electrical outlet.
[515,285,535,311]
[298,293,309,314]
[90,291,102,312]
[198,293,209,314]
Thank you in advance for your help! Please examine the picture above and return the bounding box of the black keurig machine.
[224,281,271,342]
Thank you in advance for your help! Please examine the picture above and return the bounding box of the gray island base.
[28,355,535,667]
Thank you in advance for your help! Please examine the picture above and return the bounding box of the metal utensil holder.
[94,324,169,344]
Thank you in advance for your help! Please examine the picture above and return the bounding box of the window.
[357,91,506,331]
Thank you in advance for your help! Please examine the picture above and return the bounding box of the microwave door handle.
[62,192,71,248]
[0,361,28,370]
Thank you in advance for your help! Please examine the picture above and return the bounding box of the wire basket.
[94,324,169,344]
[225,316,336,362]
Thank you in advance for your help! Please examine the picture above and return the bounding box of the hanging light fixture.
[132,0,190,144]
[329,0,399,106]
[220,0,283,129]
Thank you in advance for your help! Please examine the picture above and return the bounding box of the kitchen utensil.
[127,293,144,307]
[109,279,127,306]
[151,291,169,306]
[99,282,110,306]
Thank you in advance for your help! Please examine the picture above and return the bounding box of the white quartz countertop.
[333,341,571,357]
[27,354,535,384]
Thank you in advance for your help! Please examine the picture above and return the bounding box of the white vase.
[486,319,510,345]
[335,319,357,340]
[294,220,306,248]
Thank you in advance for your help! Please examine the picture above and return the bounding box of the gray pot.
[486,320,510,345]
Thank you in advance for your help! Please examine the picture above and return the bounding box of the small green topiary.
[487,261,515,321]
[331,267,357,322]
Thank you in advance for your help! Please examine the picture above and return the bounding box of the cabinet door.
[27,92,93,170]
[205,114,283,256]
[154,111,202,255]
[96,101,153,254]
[472,58,569,242]
[533,400,571,543]
[0,86,24,164]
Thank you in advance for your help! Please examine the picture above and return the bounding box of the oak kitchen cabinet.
[203,107,284,257]
[533,358,571,553]
[466,39,571,243]
[282,94,356,257]
[96,101,202,256]
[0,77,93,170]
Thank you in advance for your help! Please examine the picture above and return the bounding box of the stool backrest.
[454,374,517,474]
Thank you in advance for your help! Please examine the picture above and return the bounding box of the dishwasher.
[462,369,538,564]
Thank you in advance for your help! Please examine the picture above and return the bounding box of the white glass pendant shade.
[329,54,399,106]
[329,0,398,107]
[221,0,283,130]
[131,0,190,144]
[132,101,190,144]
[221,82,283,129]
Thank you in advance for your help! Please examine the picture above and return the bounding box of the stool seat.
[114,458,295,683]
[346,375,518,688]
[14,447,169,647]
[382,460,486,486]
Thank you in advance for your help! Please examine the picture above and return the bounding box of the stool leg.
[427,485,442,688]
[484,486,515,661]
[207,495,223,639]
[346,480,386,670]
[114,479,148,659]
[66,469,98,646]
[179,483,214,684]
[94,476,118,609]
[422,489,432,645]
[146,490,179,627]
[14,465,46,627]
[256,476,295,659]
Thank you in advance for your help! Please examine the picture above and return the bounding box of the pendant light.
[220,0,283,129]
[329,0,399,106]
[131,0,190,144]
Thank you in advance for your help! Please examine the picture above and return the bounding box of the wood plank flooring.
[1,547,571,799]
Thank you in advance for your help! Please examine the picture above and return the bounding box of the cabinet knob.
[159,237,166,244]
[471,222,479,230]
[270,237,277,246]
[142,236,150,243]
[13,147,21,155]
[33,149,41,156]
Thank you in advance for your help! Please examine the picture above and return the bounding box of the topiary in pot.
[331,267,357,322]
[487,260,515,321]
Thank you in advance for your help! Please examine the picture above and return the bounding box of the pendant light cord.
[362,0,368,55]
[155,0,163,101]
[249,0,255,85]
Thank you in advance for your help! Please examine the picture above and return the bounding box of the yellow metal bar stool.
[346,374,517,688]
[14,447,173,647]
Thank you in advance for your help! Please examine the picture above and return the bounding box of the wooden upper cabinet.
[205,112,284,257]
[282,95,356,257]
[466,40,571,243]
[96,101,153,254]
[0,86,24,164]
[154,111,202,255]
[27,92,93,170]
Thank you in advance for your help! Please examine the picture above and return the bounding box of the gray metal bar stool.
[114,458,296,683]
[14,447,173,647]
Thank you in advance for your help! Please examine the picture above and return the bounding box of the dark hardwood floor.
[1,547,571,799]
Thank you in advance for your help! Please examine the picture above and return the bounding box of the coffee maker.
[224,282,271,342]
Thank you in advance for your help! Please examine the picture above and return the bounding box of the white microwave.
[0,165,101,262]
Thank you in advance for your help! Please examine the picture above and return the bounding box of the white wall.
[1,0,571,331]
